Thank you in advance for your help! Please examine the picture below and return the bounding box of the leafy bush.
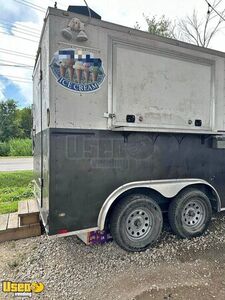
[8,138,32,156]
[0,141,10,156]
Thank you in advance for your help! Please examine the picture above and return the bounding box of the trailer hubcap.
[126,209,152,239]
[181,199,205,229]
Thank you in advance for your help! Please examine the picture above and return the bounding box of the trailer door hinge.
[40,70,43,81]
[39,177,44,188]
[104,112,116,119]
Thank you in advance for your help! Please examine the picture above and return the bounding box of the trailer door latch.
[104,112,116,119]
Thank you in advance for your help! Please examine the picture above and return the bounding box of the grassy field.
[0,171,34,214]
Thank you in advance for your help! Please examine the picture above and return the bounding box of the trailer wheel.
[110,194,163,252]
[168,188,212,238]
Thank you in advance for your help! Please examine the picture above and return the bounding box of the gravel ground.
[1,212,225,299]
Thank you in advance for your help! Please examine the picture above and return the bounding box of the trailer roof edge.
[46,6,225,59]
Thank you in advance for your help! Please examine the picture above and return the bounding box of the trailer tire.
[168,188,212,238]
[110,194,163,252]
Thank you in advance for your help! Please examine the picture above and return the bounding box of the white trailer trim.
[98,179,221,230]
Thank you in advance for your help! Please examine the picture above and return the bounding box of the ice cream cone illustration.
[60,64,66,77]
[51,49,105,91]
[68,58,75,81]
[59,57,74,80]
[74,60,84,83]
[84,69,90,82]
[91,66,99,82]
[76,69,83,83]
[68,66,74,81]
[83,62,91,83]
[92,70,98,82]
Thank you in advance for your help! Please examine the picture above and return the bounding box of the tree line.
[0,99,32,142]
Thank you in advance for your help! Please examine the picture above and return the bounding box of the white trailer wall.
[37,8,225,134]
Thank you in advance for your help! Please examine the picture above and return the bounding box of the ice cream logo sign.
[50,48,105,93]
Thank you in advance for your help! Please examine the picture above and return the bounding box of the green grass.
[0,171,34,214]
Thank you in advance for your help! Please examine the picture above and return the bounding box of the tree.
[135,1,225,48]
[0,99,19,141]
[177,0,225,47]
[16,107,32,138]
[135,15,175,38]
[0,100,32,141]
[145,15,175,38]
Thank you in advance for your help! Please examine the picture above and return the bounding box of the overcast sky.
[0,0,225,107]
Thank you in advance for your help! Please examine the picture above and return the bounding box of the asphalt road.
[0,157,33,171]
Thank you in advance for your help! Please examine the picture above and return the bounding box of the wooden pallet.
[0,200,41,242]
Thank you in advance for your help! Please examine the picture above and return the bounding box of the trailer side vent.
[67,6,101,19]
[195,119,202,127]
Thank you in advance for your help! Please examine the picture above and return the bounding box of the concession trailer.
[33,5,225,251]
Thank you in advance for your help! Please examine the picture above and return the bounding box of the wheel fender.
[97,178,221,230]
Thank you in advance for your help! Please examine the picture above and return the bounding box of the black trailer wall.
[35,129,225,235]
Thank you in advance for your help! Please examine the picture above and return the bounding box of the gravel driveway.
[1,213,225,299]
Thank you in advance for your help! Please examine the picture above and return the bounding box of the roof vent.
[67,6,101,19]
